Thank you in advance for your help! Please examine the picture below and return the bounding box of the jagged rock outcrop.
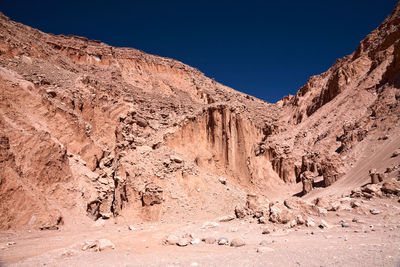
[0,1,399,229]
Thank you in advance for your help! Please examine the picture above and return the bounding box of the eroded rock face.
[0,1,400,229]
[300,171,315,195]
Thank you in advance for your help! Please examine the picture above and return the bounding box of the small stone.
[177,238,189,247]
[306,218,315,227]
[319,219,330,229]
[257,247,274,253]
[262,228,271,235]
[317,207,328,215]
[218,237,229,245]
[288,219,297,228]
[190,238,201,245]
[6,242,16,246]
[218,215,235,222]
[98,239,115,251]
[128,225,136,231]
[370,209,381,215]
[341,222,350,228]
[258,216,268,224]
[259,240,270,246]
[170,155,183,163]
[351,201,361,208]
[352,217,359,223]
[230,238,245,247]
[392,149,400,158]
[218,177,227,185]
[81,240,97,251]
[165,235,179,245]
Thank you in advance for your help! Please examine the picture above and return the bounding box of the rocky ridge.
[0,1,399,230]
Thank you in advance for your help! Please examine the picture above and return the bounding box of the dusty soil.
[1,197,400,266]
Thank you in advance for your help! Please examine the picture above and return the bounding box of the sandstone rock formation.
[0,1,399,230]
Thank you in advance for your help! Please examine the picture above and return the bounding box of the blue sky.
[0,0,396,102]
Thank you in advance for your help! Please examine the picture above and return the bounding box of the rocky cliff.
[0,1,399,230]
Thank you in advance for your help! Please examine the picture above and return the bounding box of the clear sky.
[0,0,397,102]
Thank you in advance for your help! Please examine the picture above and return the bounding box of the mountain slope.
[0,1,399,230]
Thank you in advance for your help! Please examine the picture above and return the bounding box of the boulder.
[269,202,293,224]
[141,183,163,206]
[234,205,249,219]
[262,228,271,235]
[318,219,330,229]
[381,180,400,194]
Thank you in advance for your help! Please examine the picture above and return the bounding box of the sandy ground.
[1,197,399,267]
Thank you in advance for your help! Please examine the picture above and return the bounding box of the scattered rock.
[318,219,330,229]
[296,214,305,225]
[128,225,136,231]
[391,149,400,158]
[39,225,59,231]
[218,177,227,185]
[381,180,400,194]
[170,155,183,163]
[352,217,359,223]
[218,215,235,222]
[190,238,201,245]
[351,201,361,208]
[316,207,328,215]
[230,238,245,247]
[370,209,381,215]
[97,239,115,251]
[218,237,229,245]
[234,205,249,219]
[177,238,189,247]
[306,218,315,227]
[262,228,271,235]
[82,240,97,251]
[341,222,350,228]
[140,183,163,206]
[165,235,179,245]
[269,202,293,224]
[259,240,270,246]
